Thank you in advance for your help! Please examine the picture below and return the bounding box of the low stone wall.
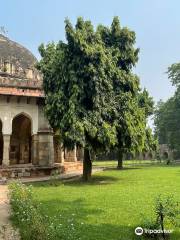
[0,165,59,178]
[0,162,83,179]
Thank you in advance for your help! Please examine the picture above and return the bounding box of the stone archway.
[0,120,3,165]
[163,152,169,160]
[148,152,153,160]
[10,114,32,165]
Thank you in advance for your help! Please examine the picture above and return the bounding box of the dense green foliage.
[167,63,180,87]
[11,165,180,240]
[154,63,180,154]
[37,17,154,178]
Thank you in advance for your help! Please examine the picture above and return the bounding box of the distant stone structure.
[158,144,172,159]
[0,34,82,178]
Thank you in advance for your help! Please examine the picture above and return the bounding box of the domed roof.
[0,34,37,69]
[0,35,43,96]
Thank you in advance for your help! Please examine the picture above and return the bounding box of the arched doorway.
[10,114,32,165]
[0,120,3,165]
[148,152,153,160]
[163,152,168,160]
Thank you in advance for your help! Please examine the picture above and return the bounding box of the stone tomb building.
[0,34,82,177]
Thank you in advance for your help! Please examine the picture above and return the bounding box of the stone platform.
[63,162,83,172]
[0,162,83,179]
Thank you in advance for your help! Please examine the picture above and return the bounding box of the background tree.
[154,96,180,154]
[98,18,155,168]
[37,17,154,179]
[154,62,180,157]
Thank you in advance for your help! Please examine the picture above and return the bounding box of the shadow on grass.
[103,167,141,171]
[64,175,119,186]
[36,198,103,219]
[74,223,140,240]
[102,163,180,171]
[35,198,141,240]
[32,174,120,188]
[77,223,180,240]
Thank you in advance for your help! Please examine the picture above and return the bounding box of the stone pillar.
[59,144,64,164]
[38,131,54,166]
[31,134,39,165]
[77,147,84,161]
[72,146,77,162]
[64,146,77,162]
[53,137,64,164]
[2,134,11,166]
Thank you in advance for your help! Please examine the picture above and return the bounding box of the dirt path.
[0,185,19,240]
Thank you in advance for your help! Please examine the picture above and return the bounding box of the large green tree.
[154,63,180,155]
[37,17,153,180]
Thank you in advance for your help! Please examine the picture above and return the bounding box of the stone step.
[64,166,82,171]
[64,162,82,165]
[63,162,83,172]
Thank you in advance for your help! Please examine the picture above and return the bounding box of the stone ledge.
[0,162,83,178]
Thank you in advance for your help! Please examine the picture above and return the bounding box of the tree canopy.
[37,17,154,180]
[154,96,180,153]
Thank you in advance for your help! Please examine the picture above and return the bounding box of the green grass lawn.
[30,164,180,240]
[93,159,161,167]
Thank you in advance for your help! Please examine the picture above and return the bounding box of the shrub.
[9,181,51,240]
[155,195,180,232]
[49,170,61,186]
[143,194,180,239]
[9,181,81,240]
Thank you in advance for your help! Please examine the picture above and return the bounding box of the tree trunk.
[117,150,123,169]
[83,148,92,181]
